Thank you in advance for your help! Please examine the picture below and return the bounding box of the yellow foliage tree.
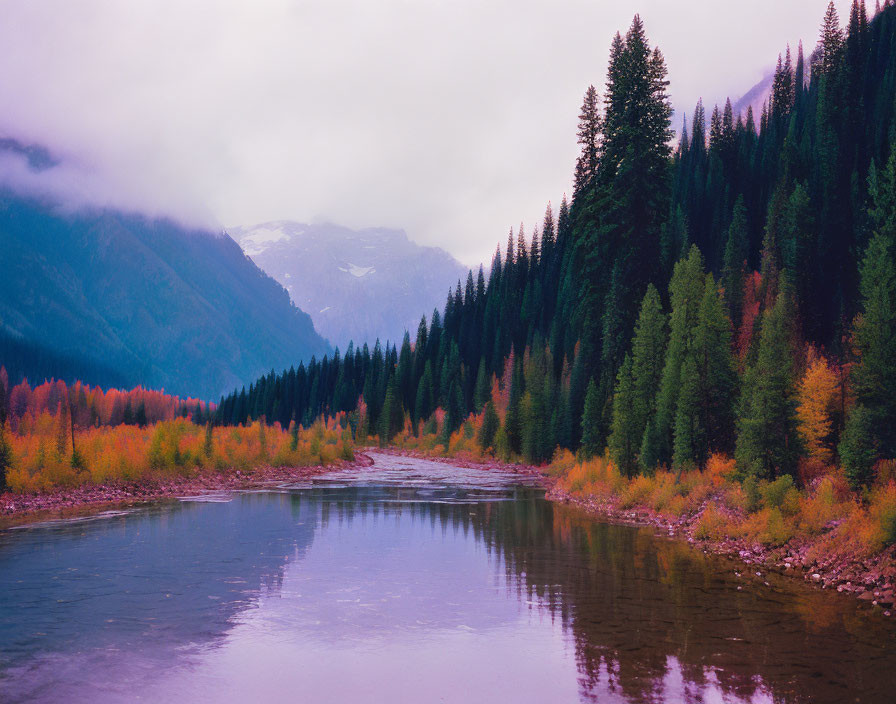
[796,351,839,464]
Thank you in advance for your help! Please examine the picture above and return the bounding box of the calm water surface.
[1,452,895,703]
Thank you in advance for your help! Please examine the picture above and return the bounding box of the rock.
[811,573,822,582]
[858,591,876,601]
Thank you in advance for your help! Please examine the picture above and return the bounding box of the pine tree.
[473,360,490,412]
[608,355,639,476]
[842,231,896,481]
[574,85,602,195]
[478,401,500,452]
[722,196,749,329]
[819,2,845,77]
[654,246,706,466]
[204,421,214,457]
[735,290,803,479]
[580,379,602,459]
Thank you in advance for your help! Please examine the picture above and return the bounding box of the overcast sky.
[0,0,856,266]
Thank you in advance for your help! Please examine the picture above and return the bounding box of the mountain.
[0,142,330,400]
[230,221,468,349]
[731,71,773,123]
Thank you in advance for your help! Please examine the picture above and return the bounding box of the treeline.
[0,372,213,432]
[0,332,131,391]
[216,2,895,487]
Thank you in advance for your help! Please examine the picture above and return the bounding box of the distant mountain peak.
[230,221,467,348]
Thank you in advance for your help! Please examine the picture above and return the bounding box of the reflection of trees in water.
[313,489,896,703]
[0,494,318,666]
[4,487,895,704]
[468,495,896,704]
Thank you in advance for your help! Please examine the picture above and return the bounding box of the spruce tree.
[735,289,803,479]
[478,401,500,452]
[654,246,706,466]
[841,231,896,482]
[580,379,602,459]
[574,85,602,195]
[721,196,749,329]
[608,355,639,476]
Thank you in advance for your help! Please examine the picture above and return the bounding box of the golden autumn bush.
[551,451,894,556]
[4,416,352,493]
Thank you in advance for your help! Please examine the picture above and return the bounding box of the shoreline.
[0,453,374,528]
[3,447,893,615]
[547,484,896,615]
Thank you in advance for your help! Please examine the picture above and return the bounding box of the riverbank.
[547,484,896,614]
[0,453,374,527]
[370,447,896,614]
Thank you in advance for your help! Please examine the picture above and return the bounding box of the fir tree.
[654,246,706,466]
[478,401,500,451]
[608,355,639,476]
[842,231,896,479]
[574,85,602,195]
[722,196,749,329]
[580,379,602,459]
[735,289,803,479]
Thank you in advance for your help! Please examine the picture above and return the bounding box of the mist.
[0,0,855,265]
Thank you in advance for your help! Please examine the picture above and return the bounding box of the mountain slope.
[0,153,330,399]
[230,221,468,348]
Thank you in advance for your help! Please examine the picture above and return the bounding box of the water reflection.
[0,457,894,703]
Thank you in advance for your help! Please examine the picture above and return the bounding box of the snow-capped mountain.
[230,221,468,349]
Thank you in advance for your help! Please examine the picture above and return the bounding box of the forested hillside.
[0,149,331,399]
[218,1,896,488]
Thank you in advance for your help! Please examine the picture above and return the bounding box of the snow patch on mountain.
[340,263,375,278]
[239,225,294,255]
[229,221,467,347]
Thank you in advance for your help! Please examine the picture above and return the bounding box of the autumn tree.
[796,351,840,464]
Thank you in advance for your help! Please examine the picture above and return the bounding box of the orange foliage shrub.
[4,417,351,493]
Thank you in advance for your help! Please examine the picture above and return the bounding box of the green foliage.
[655,247,706,466]
[735,290,803,479]
[608,355,638,477]
[204,421,214,457]
[580,380,602,459]
[840,404,877,489]
[208,4,896,484]
[477,401,500,451]
[289,420,299,452]
[721,196,748,329]
[742,475,762,513]
[761,474,795,509]
[850,231,896,460]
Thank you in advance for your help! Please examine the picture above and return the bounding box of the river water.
[1,452,894,703]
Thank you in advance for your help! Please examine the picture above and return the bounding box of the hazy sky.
[0,0,856,266]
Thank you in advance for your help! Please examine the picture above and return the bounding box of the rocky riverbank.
[548,485,896,615]
[0,453,374,527]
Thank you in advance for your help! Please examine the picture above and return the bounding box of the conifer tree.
[580,379,602,459]
[735,289,803,479]
[841,230,896,483]
[608,355,638,476]
[574,85,602,195]
[478,401,500,452]
[653,246,706,466]
[722,196,749,329]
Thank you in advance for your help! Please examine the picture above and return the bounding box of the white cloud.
[0,0,856,265]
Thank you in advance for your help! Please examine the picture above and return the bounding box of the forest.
[1,2,896,548]
[211,1,896,490]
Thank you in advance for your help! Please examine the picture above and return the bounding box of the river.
[1,452,894,703]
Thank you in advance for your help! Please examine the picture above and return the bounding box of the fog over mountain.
[0,0,853,267]
[0,140,330,400]
[231,222,468,349]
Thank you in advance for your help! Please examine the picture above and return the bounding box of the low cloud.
[0,0,853,265]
